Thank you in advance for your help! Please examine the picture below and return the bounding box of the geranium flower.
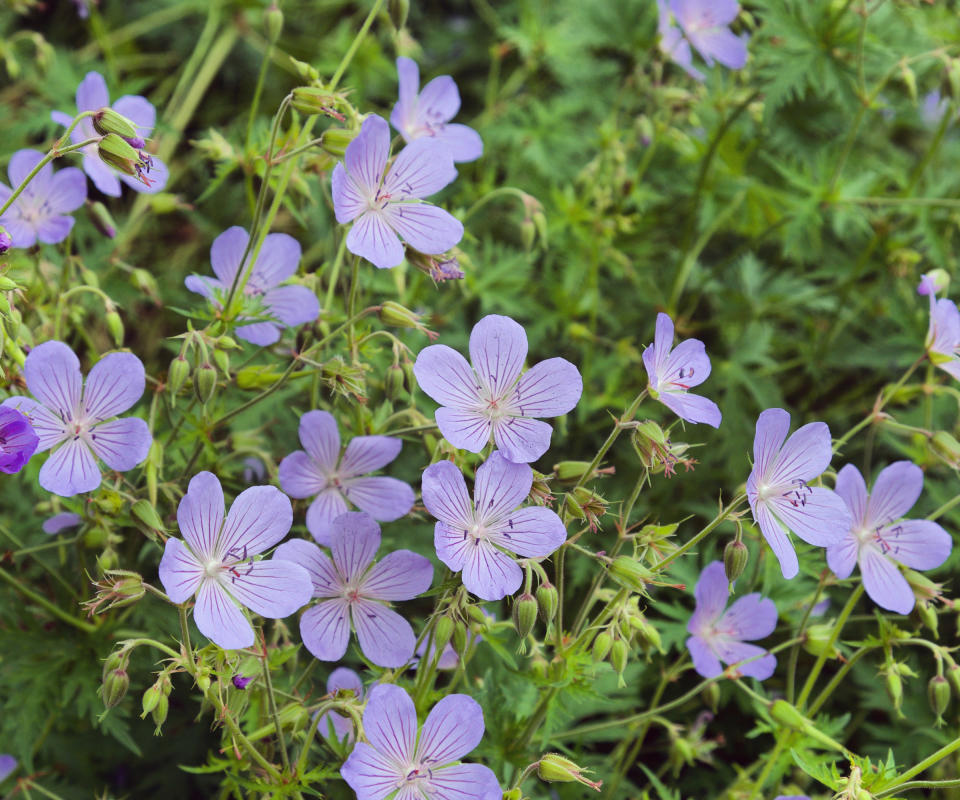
[643,312,721,428]
[391,57,483,162]
[51,71,168,195]
[658,0,748,79]
[421,452,566,601]
[318,667,364,744]
[0,150,86,248]
[332,115,463,270]
[827,462,951,614]
[2,341,151,497]
[278,410,414,545]
[185,226,320,347]
[686,561,777,680]
[0,406,38,474]
[918,274,960,380]
[273,512,432,668]
[340,683,501,800]
[158,471,312,650]
[746,408,851,579]
[414,314,582,463]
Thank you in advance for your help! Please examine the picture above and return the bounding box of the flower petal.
[418,75,461,123]
[35,215,75,245]
[492,416,553,463]
[750,497,799,579]
[250,232,301,290]
[263,285,319,327]
[834,463,867,528]
[359,549,433,601]
[177,471,224,558]
[488,505,566,558]
[384,137,458,199]
[76,71,109,112]
[340,740,402,800]
[83,352,145,420]
[662,336,712,390]
[2,396,66,451]
[24,340,82,421]
[474,451,530,523]
[346,115,390,195]
[88,417,151,470]
[297,410,340,471]
[305,489,349,546]
[42,512,82,534]
[382,202,463,255]
[347,210,405,270]
[82,154,122,196]
[8,149,51,191]
[507,357,582,418]
[860,546,914,614]
[718,593,777,641]
[332,162,367,224]
[120,155,169,193]
[462,538,522,601]
[866,461,923,528]
[273,538,343,597]
[712,638,776,681]
[435,521,472,572]
[47,167,87,214]
[687,28,748,70]
[658,390,722,428]
[436,123,484,163]
[158,537,203,603]
[341,476,415,522]
[687,561,728,635]
[686,635,723,679]
[768,421,832,488]
[235,322,281,347]
[392,56,421,139]
[825,530,859,579]
[878,519,951,570]
[111,95,156,135]
[769,487,851,547]
[278,450,326,499]
[39,438,100,496]
[194,578,254,650]
[300,598,351,661]
[352,598,416,667]
[428,763,502,800]
[330,511,381,581]
[339,435,402,477]
[219,559,312,618]
[216,485,293,559]
[414,344,482,409]
[469,315,527,400]
[422,460,473,528]
[363,683,419,765]
[210,226,249,286]
[751,408,790,481]
[416,693,484,765]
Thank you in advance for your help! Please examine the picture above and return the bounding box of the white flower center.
[204,559,223,579]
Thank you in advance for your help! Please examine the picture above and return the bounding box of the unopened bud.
[291,87,345,119]
[592,631,613,663]
[554,461,593,481]
[86,201,117,238]
[929,675,951,717]
[502,790,523,800]
[915,601,939,639]
[537,753,602,791]
[93,108,139,140]
[102,667,129,709]
[900,64,917,103]
[152,693,169,731]
[131,499,166,533]
[97,133,142,176]
[168,355,190,399]
[930,431,960,468]
[432,615,454,653]
[213,348,230,376]
[194,362,217,406]
[388,0,409,29]
[885,669,903,712]
[321,127,356,158]
[466,605,489,627]
[196,670,212,693]
[379,301,435,338]
[512,592,538,638]
[609,637,628,676]
[105,310,124,347]
[385,364,405,400]
[264,3,283,43]
[141,684,162,717]
[520,218,536,251]
[102,650,127,682]
[769,699,812,733]
[95,488,124,515]
[946,663,960,698]
[631,614,663,653]
[723,539,748,582]
[536,581,558,624]
[702,682,720,712]
[803,623,840,660]
[451,620,468,656]
[608,556,652,594]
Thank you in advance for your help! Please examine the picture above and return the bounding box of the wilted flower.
[278,410,414,545]
[0,150,86,248]
[421,452,566,601]
[657,0,748,80]
[391,57,483,162]
[332,115,463,270]
[340,683,501,800]
[42,511,83,534]
[273,512,432,667]
[157,471,313,650]
[414,314,583,463]
[686,561,777,680]
[318,667,363,743]
[0,405,38,474]
[643,313,721,428]
[2,341,152,496]
[185,226,320,346]
[827,462,951,614]
[746,408,851,579]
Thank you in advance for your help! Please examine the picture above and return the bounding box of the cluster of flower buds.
[141,673,172,733]
[83,569,144,616]
[167,328,238,409]
[378,301,438,340]
[632,419,697,476]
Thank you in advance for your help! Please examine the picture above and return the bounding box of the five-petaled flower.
[340,683,501,800]
[827,462,951,614]
[332,115,463,270]
[643,312,721,428]
[391,57,483,163]
[2,341,152,497]
[273,512,432,668]
[278,410,414,545]
[686,561,777,680]
[158,471,313,650]
[185,226,320,347]
[0,150,86,248]
[51,71,169,195]
[421,452,566,601]
[657,0,748,81]
[0,406,38,474]
[318,667,364,744]
[746,408,851,579]
[918,273,960,381]
[414,314,583,463]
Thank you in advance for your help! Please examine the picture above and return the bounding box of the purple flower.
[332,115,463,270]
[242,457,266,484]
[827,462,951,614]
[232,674,253,690]
[414,315,582,463]
[273,512,432,668]
[775,796,811,800]
[919,276,960,380]
[746,408,851,579]
[278,411,414,545]
[664,0,748,77]
[0,229,12,253]
[157,471,313,650]
[2,341,151,497]
[0,755,16,782]
[657,0,704,80]
[421,452,566,601]
[185,226,320,347]
[340,683,501,800]
[42,511,83,535]
[643,313,721,428]
[0,150,86,248]
[0,406,38,474]
[318,667,364,744]
[391,57,483,163]
[51,71,169,196]
[686,561,777,680]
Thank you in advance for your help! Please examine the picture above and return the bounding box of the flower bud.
[379,301,436,339]
[236,365,283,390]
[536,581,558,624]
[432,614,454,653]
[264,3,283,43]
[321,127,356,158]
[900,63,917,103]
[512,592,538,638]
[702,682,720,712]
[385,364,405,400]
[520,217,536,251]
[213,349,230,376]
[102,667,129,709]
[885,669,903,713]
[152,693,169,731]
[466,605,489,627]
[930,431,960,469]
[86,201,117,238]
[532,210,548,250]
[97,133,142,176]
[0,227,11,254]
[97,548,119,572]
[630,613,663,654]
[451,620,469,656]
[537,753,602,791]
[769,699,811,732]
[105,310,124,347]
[592,630,613,663]
[291,87,345,119]
[915,601,939,639]
[501,790,523,800]
[194,362,218,406]
[723,539,748,583]
[165,356,189,402]
[196,670,212,693]
[141,684,162,717]
[947,663,960,698]
[93,108,139,140]
[803,623,840,660]
[102,650,127,682]
[388,0,409,29]
[929,675,951,718]
[553,461,593,481]
[608,556,652,594]
[609,637,628,676]
[131,499,166,533]
[95,488,124,515]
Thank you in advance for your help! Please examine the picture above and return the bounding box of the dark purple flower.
[51,71,169,196]
[643,313,721,428]
[391,57,483,163]
[827,462,951,614]
[42,511,83,535]
[0,755,16,782]
[686,561,777,680]
[232,674,253,690]
[659,0,748,80]
[318,667,363,744]
[158,471,313,650]
[278,411,414,545]
[0,150,86,248]
[340,683,501,800]
[273,512,432,668]
[421,452,566,601]
[414,315,582,463]
[2,341,152,496]
[0,406,38,474]
[746,408,851,579]
[332,115,463,270]
[0,228,11,253]
[185,226,320,347]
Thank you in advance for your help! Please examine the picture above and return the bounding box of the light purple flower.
[157,471,313,650]
[422,452,566,601]
[921,90,956,128]
[42,511,83,535]
[657,0,704,80]
[0,755,16,782]
[414,315,582,463]
[919,276,960,381]
[643,313,721,428]
[0,150,86,248]
[0,405,38,474]
[827,462,951,614]
[686,561,777,680]
[2,341,152,497]
[185,226,320,347]
[332,115,463,270]
[51,71,169,196]
[318,667,364,744]
[273,512,432,668]
[278,410,414,545]
[746,408,851,579]
[391,57,483,163]
[340,683,501,800]
[658,0,748,79]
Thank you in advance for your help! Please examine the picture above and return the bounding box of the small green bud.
[609,637,628,676]
[536,581,558,624]
[321,127,357,158]
[95,488,124,515]
[97,133,142,176]
[537,753,602,791]
[631,614,663,654]
[379,301,436,338]
[466,605,489,626]
[194,362,218,406]
[915,601,939,639]
[930,431,960,469]
[105,310,124,347]
[131,499,166,533]
[520,217,536,251]
[264,3,284,43]
[388,0,409,30]
[900,63,917,103]
[97,548,119,572]
[152,693,169,731]
[385,364,405,400]
[0,276,17,291]
[83,527,108,548]
[212,348,230,376]
[803,623,841,660]
[141,684,162,717]
[723,539,748,582]
[102,650,127,683]
[167,355,190,400]
[885,669,903,712]
[929,675,951,717]
[432,615,454,653]
[563,492,585,519]
[502,790,523,800]
[947,663,960,698]
[102,667,129,709]
[93,108,139,140]
[592,631,613,663]
[769,699,811,732]
[86,201,117,238]
[451,620,468,656]
[553,461,593,481]
[532,210,548,250]
[608,556,652,594]
[196,670,212,693]
[702,682,720,713]
[512,592,538,638]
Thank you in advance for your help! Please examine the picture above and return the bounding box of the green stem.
[570,390,647,495]
[786,576,826,704]
[877,778,960,796]
[178,604,192,655]
[0,135,98,218]
[260,645,291,772]
[328,0,386,91]
[0,567,97,633]
[879,735,960,793]
[651,493,746,573]
[347,255,361,361]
